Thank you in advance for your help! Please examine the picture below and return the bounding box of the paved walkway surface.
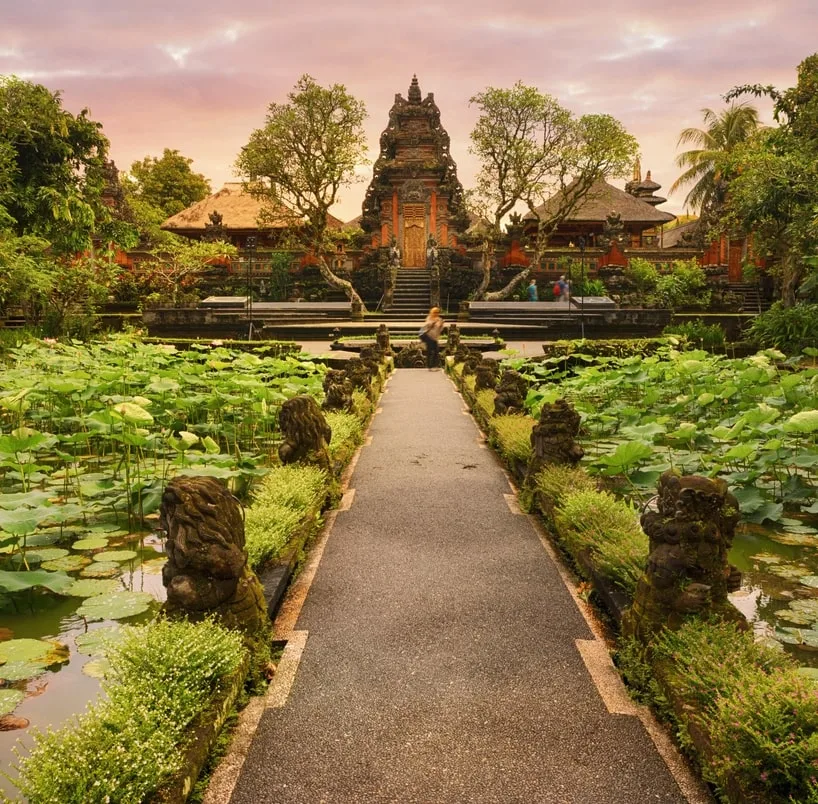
[229,370,692,803]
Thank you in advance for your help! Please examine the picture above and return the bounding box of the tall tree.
[468,83,638,300]
[235,74,368,309]
[669,103,761,213]
[722,54,818,305]
[127,149,211,218]
[0,76,113,253]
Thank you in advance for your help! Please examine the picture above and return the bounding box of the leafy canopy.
[127,148,211,219]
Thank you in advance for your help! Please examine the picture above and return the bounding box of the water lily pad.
[84,523,126,534]
[0,661,47,682]
[23,548,68,563]
[92,550,137,563]
[75,626,125,655]
[750,552,784,565]
[0,570,73,594]
[801,576,818,588]
[139,557,166,575]
[776,627,818,650]
[769,563,811,580]
[72,537,109,551]
[42,555,91,572]
[789,599,818,616]
[82,656,112,679]
[65,578,121,598]
[25,532,64,547]
[776,609,816,626]
[796,667,818,682]
[76,591,154,621]
[0,689,24,716]
[0,638,68,666]
[769,531,818,547]
[79,562,122,579]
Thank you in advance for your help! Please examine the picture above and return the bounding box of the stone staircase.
[729,283,772,313]
[374,269,431,320]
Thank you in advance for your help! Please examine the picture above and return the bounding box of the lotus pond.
[511,346,818,660]
[0,335,327,796]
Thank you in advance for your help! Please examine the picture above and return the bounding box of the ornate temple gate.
[403,203,426,267]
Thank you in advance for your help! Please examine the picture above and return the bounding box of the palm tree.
[670,103,761,213]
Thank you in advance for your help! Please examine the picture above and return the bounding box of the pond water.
[0,536,165,800]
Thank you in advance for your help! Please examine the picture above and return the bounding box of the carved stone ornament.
[322,369,354,412]
[462,348,482,377]
[345,357,373,392]
[277,395,332,470]
[393,342,427,368]
[400,179,428,203]
[376,323,392,355]
[493,370,528,415]
[623,470,745,643]
[446,323,461,354]
[475,358,500,392]
[525,399,584,486]
[160,476,267,635]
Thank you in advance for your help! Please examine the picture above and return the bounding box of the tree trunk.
[484,267,531,301]
[473,240,494,300]
[316,255,367,312]
[781,250,803,308]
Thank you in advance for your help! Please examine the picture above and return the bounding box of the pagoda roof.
[162,183,344,232]
[527,178,675,224]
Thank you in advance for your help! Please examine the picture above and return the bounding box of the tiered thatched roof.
[162,183,345,233]
[528,179,675,225]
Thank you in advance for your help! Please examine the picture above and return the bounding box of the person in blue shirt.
[527,279,538,301]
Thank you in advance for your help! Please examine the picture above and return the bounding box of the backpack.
[553,283,561,297]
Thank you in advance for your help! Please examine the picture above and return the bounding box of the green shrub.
[651,619,816,801]
[491,415,534,462]
[655,259,710,310]
[325,410,364,459]
[352,388,372,420]
[554,489,647,595]
[574,278,607,297]
[625,258,660,295]
[14,619,246,804]
[663,319,726,348]
[534,465,596,506]
[475,388,495,418]
[244,464,326,568]
[747,302,818,353]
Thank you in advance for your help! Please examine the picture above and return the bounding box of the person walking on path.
[419,306,445,370]
[527,278,538,301]
[558,274,570,301]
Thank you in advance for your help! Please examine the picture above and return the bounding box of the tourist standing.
[527,278,538,301]
[419,307,445,370]
[558,275,570,301]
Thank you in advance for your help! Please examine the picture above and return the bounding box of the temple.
[359,76,469,266]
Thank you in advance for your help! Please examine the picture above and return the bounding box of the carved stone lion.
[345,357,373,392]
[160,476,267,635]
[525,399,584,488]
[494,369,527,415]
[322,369,353,412]
[376,324,392,355]
[278,395,332,471]
[623,470,745,643]
[446,323,461,354]
[475,358,500,392]
[393,343,427,368]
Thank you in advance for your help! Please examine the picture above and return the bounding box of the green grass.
[491,415,535,462]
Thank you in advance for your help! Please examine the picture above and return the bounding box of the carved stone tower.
[360,76,469,266]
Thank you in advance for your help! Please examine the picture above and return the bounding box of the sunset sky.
[2,1,816,222]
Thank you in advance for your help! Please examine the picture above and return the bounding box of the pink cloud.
[1,0,815,220]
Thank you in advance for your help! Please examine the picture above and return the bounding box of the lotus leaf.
[74,625,125,655]
[112,402,154,425]
[724,443,757,462]
[72,537,109,551]
[139,557,167,575]
[0,570,73,594]
[0,661,48,681]
[790,599,818,616]
[787,409,818,433]
[82,656,112,679]
[80,562,122,579]
[85,523,126,534]
[76,591,154,621]
[0,638,68,666]
[42,555,91,572]
[25,531,64,547]
[796,667,818,682]
[769,531,818,547]
[697,392,715,406]
[800,576,818,588]
[0,689,24,716]
[750,552,784,564]
[777,628,818,650]
[745,502,784,524]
[65,578,121,598]
[769,563,811,579]
[23,547,68,563]
[92,550,137,563]
[776,609,815,625]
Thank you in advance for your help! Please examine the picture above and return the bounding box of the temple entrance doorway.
[403,204,426,267]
